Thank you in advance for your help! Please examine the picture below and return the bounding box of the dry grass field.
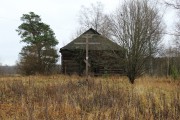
[0,75,180,120]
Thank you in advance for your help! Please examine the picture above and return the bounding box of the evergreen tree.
[17,12,59,75]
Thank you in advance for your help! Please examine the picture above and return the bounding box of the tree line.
[14,0,180,84]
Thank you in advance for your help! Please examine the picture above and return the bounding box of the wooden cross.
[75,34,100,80]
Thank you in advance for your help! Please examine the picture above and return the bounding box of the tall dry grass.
[0,75,180,120]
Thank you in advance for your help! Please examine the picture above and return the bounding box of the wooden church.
[59,28,125,75]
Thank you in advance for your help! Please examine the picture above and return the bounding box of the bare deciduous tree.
[165,0,180,77]
[165,0,180,9]
[111,0,164,84]
[78,2,112,38]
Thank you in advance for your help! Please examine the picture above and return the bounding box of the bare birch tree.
[111,0,164,84]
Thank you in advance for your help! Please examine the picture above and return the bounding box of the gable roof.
[60,28,122,52]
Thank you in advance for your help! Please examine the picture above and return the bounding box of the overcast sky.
[0,0,176,65]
